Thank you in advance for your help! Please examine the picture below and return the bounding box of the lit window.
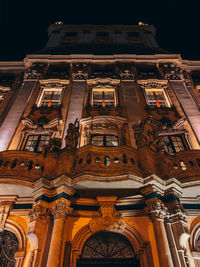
[24,135,50,152]
[37,89,62,107]
[145,89,170,108]
[161,135,187,154]
[92,88,116,107]
[91,134,118,147]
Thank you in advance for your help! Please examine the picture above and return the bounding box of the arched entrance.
[76,231,140,267]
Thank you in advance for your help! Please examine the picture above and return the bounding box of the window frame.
[160,134,188,154]
[23,134,51,152]
[144,88,171,108]
[37,87,63,108]
[91,87,117,108]
[91,134,119,147]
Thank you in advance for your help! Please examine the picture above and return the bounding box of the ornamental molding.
[21,117,63,131]
[0,86,11,92]
[87,78,120,86]
[39,79,69,88]
[137,79,168,88]
[0,201,14,231]
[89,198,126,232]
[24,67,41,80]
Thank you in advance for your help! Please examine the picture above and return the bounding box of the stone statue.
[65,118,80,148]
[42,138,61,156]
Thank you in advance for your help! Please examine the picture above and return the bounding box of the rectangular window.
[145,89,170,108]
[92,88,116,107]
[24,135,50,152]
[161,134,187,154]
[91,134,118,147]
[37,89,62,107]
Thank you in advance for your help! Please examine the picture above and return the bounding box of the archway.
[76,231,140,267]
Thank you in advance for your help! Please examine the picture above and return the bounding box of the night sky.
[1,1,200,61]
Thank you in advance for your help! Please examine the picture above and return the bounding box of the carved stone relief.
[72,63,88,80]
[90,199,125,232]
[0,201,13,231]
[160,63,183,80]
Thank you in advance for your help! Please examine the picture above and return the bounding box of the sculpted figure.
[65,118,80,148]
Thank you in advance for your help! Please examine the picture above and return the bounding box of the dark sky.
[1,1,200,61]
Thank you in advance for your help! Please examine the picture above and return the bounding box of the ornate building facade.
[1,23,200,266]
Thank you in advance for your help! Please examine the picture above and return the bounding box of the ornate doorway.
[0,230,19,267]
[76,231,140,267]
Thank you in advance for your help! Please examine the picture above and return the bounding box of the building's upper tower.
[37,23,168,55]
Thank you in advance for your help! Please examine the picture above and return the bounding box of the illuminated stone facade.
[1,23,200,266]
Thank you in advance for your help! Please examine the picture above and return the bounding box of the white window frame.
[145,88,171,108]
[37,87,63,107]
[91,87,117,107]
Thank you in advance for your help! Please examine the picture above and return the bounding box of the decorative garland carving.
[137,80,168,89]
[39,79,69,88]
[87,78,120,86]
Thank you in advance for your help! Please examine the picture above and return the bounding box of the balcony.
[0,146,200,184]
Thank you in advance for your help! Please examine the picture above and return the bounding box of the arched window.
[77,231,140,267]
[0,230,19,267]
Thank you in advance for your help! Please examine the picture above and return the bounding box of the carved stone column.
[141,186,173,267]
[47,200,72,267]
[165,200,190,267]
[27,201,51,267]
[145,199,173,267]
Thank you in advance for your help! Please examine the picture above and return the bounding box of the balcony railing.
[0,146,200,183]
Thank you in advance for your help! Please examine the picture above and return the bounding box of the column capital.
[52,200,73,220]
[29,201,51,222]
[166,201,187,223]
[145,199,168,222]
